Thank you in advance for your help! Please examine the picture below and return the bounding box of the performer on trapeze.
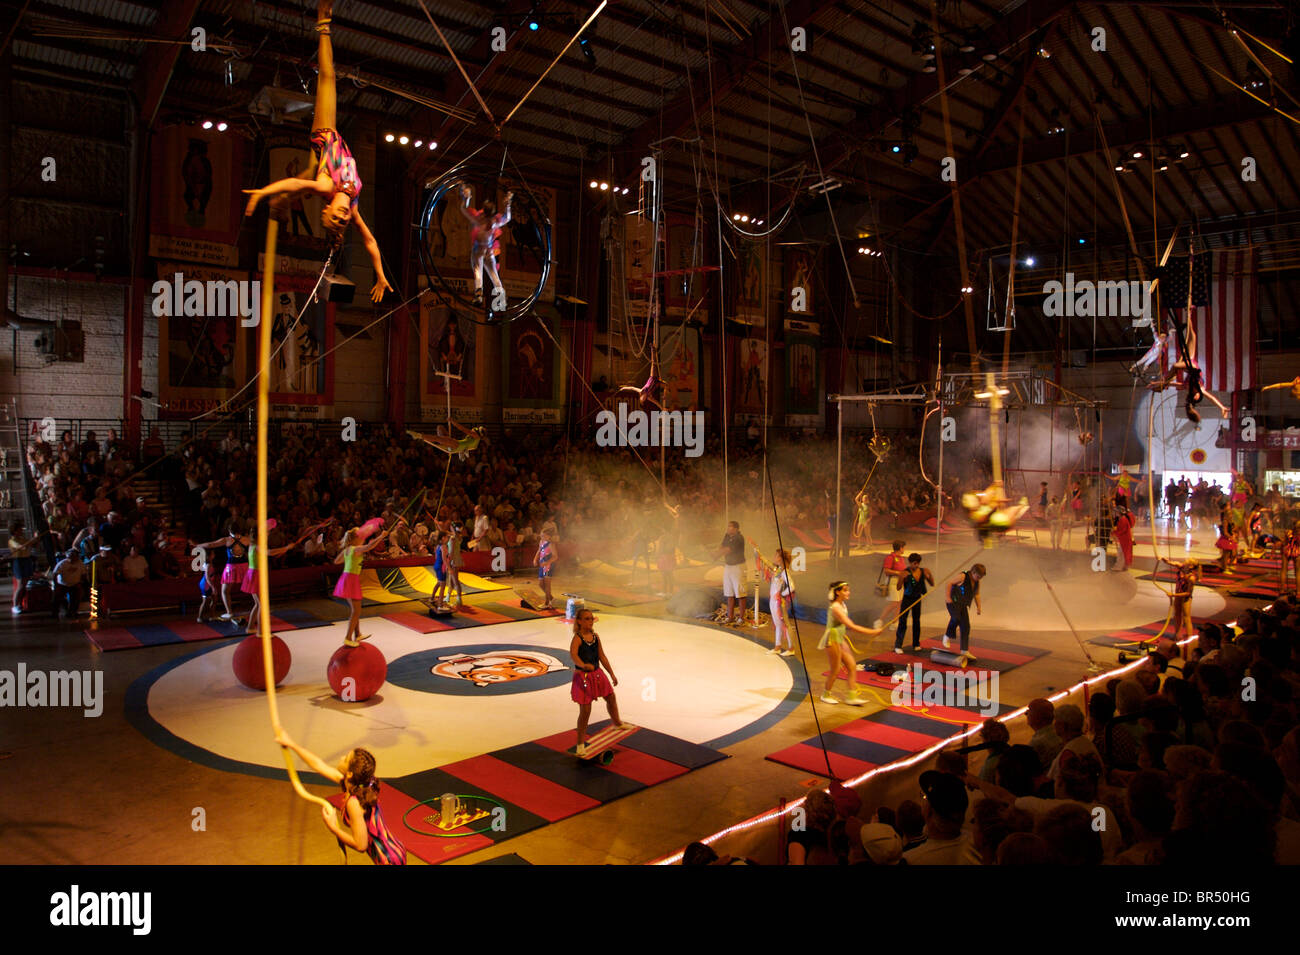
[408,423,485,460]
[460,185,513,307]
[1146,317,1229,424]
[242,0,392,304]
[618,355,665,412]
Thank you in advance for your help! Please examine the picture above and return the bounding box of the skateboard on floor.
[573,724,639,765]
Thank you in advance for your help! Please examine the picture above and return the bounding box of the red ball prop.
[232,634,291,690]
[327,642,387,702]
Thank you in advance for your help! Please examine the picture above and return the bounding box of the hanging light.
[399,135,409,145]
[385,133,396,142]
[216,122,228,132]
[413,140,423,148]
[202,120,214,129]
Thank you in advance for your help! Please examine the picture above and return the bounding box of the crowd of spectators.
[758,596,1300,865]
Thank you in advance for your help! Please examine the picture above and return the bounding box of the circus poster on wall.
[664,213,708,320]
[154,261,248,418]
[784,247,816,318]
[785,319,821,422]
[419,298,484,424]
[501,312,562,424]
[148,125,245,267]
[267,273,334,419]
[731,240,768,327]
[734,337,769,416]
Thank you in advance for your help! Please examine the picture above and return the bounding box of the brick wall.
[3,275,133,425]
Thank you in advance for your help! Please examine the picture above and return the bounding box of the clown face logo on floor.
[432,650,568,687]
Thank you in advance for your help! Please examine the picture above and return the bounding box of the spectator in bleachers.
[903,772,979,865]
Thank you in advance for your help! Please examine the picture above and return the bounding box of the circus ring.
[124,613,803,781]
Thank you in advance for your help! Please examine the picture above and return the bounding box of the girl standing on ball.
[819,581,883,706]
[333,525,388,646]
[275,729,407,865]
[569,609,632,756]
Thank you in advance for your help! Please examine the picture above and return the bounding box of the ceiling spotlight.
[755,219,764,226]
[599,182,609,191]
[1114,163,1124,171]
[621,187,629,195]
[429,141,437,150]
[1037,48,1051,59]
[385,133,395,142]
[216,122,228,132]
[740,215,750,223]
[589,180,598,189]
[1158,163,1169,171]
[202,120,213,129]
[1078,237,1086,244]
[961,285,974,294]
[399,135,409,145]
[1245,62,1267,91]
[1025,257,1036,267]
[1132,150,1143,159]
[1179,150,1189,159]
[413,140,422,148]
[891,144,901,154]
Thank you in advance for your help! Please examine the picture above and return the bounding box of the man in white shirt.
[471,505,490,550]
[903,771,980,865]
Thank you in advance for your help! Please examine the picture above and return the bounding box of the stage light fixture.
[1132,150,1143,158]
[891,144,901,153]
[216,122,228,132]
[413,140,422,148]
[202,120,214,129]
[599,182,609,190]
[399,135,409,145]
[429,141,437,150]
[961,285,974,294]
[385,133,395,142]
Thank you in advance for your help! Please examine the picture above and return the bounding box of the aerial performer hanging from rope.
[407,424,485,460]
[1145,314,1229,424]
[460,185,513,307]
[242,0,392,303]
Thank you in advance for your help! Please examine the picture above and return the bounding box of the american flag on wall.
[1160,248,1258,393]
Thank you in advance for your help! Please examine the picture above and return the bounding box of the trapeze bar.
[649,265,722,278]
[829,393,927,402]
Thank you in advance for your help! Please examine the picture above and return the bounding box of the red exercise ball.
[327,642,387,702]
[232,634,291,690]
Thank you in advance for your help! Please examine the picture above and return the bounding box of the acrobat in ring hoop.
[416,163,553,324]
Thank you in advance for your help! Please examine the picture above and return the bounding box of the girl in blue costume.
[242,0,392,303]
[195,522,252,623]
[819,581,882,706]
[275,729,407,865]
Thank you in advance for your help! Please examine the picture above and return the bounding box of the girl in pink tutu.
[334,525,388,646]
[569,608,632,756]
[195,522,252,623]
[241,520,327,636]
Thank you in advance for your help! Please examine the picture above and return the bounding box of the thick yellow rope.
[256,218,333,814]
